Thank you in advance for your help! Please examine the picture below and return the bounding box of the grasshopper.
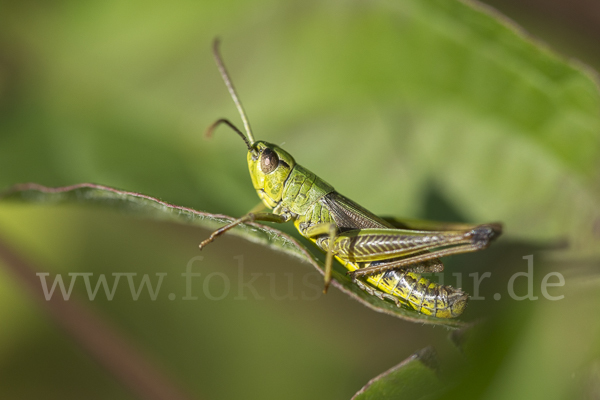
[199,39,502,318]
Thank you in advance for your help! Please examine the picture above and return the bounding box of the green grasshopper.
[199,39,502,318]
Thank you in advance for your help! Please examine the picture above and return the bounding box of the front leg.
[199,209,289,249]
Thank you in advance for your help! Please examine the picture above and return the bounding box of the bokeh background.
[1,0,599,399]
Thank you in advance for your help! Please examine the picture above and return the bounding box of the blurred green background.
[1,0,599,399]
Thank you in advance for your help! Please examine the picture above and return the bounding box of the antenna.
[205,118,252,150]
[212,38,255,144]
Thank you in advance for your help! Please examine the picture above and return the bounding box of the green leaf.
[0,182,464,328]
[352,347,443,400]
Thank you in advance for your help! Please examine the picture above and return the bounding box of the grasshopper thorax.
[248,141,296,209]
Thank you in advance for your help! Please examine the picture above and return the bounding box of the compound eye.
[260,148,279,174]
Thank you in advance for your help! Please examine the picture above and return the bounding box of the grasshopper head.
[248,141,295,208]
